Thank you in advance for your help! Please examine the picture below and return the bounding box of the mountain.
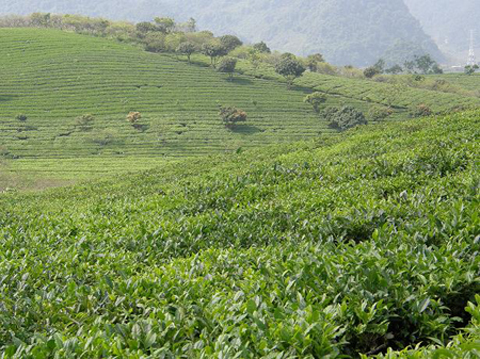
[0,0,442,66]
[404,0,480,56]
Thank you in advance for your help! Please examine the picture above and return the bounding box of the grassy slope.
[2,28,479,191]
[190,55,480,113]
[0,111,478,357]
[0,28,360,189]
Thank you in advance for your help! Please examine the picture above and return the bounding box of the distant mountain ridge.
[0,0,442,66]
[404,0,480,55]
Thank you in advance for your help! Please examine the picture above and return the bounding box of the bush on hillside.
[323,106,367,131]
[219,106,247,129]
[217,57,238,80]
[304,92,327,113]
[127,111,142,124]
[364,66,381,78]
[15,114,27,122]
[411,104,432,118]
[368,106,393,121]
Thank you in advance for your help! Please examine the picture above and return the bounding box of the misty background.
[0,0,477,66]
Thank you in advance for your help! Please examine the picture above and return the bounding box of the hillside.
[0,28,349,190]
[0,110,479,357]
[404,0,480,57]
[0,0,442,66]
[1,28,479,191]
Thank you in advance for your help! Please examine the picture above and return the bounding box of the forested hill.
[404,0,480,54]
[0,0,442,66]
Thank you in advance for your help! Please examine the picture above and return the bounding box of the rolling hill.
[1,28,479,191]
[0,110,479,357]
[0,28,344,189]
[0,0,442,66]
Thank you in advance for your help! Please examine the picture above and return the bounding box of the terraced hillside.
[0,111,479,357]
[0,28,372,189]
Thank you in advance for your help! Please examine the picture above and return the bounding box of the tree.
[176,42,196,63]
[305,53,325,72]
[253,41,271,54]
[411,54,443,75]
[373,58,386,73]
[364,66,381,78]
[219,106,247,129]
[75,114,95,131]
[153,17,175,33]
[323,106,367,131]
[136,22,158,34]
[220,35,243,52]
[248,48,262,75]
[385,64,403,75]
[201,43,228,67]
[217,57,237,80]
[15,114,27,122]
[465,64,479,75]
[144,32,166,52]
[274,57,306,89]
[304,92,327,113]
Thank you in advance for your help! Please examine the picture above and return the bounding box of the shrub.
[411,104,432,118]
[219,106,247,129]
[217,57,237,80]
[127,111,142,124]
[323,106,367,131]
[15,114,27,122]
[304,92,327,113]
[75,114,95,130]
[368,106,393,121]
[364,66,381,79]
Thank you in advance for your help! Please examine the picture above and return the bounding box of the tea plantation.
[0,109,479,357]
[0,28,375,190]
[2,28,478,191]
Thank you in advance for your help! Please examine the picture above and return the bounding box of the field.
[0,28,381,190]
[3,28,479,191]
[0,110,479,357]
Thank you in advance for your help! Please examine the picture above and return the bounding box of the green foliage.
[176,41,196,63]
[464,65,479,76]
[252,41,271,54]
[304,92,327,113]
[220,34,243,52]
[15,114,27,122]
[219,105,247,128]
[0,112,478,357]
[305,53,325,72]
[217,57,238,79]
[324,105,368,131]
[274,57,306,89]
[201,42,228,67]
[364,66,382,78]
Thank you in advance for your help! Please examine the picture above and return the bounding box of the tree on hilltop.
[275,57,306,89]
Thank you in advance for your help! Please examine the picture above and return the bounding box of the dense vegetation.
[0,0,442,66]
[0,110,479,357]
